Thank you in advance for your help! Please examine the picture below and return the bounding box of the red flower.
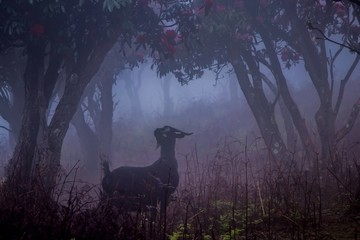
[281,47,300,62]
[215,5,226,13]
[165,30,177,40]
[332,2,346,17]
[236,32,252,42]
[30,23,44,37]
[162,30,178,55]
[199,0,213,16]
[234,0,244,9]
[181,9,193,16]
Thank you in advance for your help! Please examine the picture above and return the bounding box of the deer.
[101,126,192,219]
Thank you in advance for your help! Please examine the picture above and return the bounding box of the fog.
[53,45,359,183]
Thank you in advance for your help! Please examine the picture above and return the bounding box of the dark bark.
[7,41,45,187]
[258,25,315,156]
[261,74,296,150]
[73,107,100,173]
[98,72,114,156]
[33,31,120,186]
[72,70,114,174]
[294,20,335,161]
[230,47,289,161]
[284,3,336,161]
[229,73,240,104]
[335,97,360,143]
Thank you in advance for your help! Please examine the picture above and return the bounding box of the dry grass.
[1,139,360,239]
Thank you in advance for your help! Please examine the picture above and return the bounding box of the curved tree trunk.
[98,72,114,157]
[33,35,118,188]
[258,25,315,157]
[7,28,120,191]
[230,48,289,162]
[261,74,296,150]
[73,108,100,173]
[72,70,114,176]
[291,16,335,164]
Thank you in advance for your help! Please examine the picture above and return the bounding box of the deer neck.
[160,141,176,165]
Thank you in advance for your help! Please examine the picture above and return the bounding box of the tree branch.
[335,96,360,143]
[307,22,360,55]
[334,54,360,116]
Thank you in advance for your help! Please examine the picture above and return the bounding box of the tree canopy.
[1,0,360,187]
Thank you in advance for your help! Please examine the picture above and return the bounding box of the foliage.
[1,135,360,239]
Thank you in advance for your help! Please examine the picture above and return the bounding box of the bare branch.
[329,46,344,97]
[307,22,360,54]
[334,54,360,116]
[0,125,12,133]
[335,96,360,143]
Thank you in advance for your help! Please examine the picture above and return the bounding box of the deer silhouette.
[102,126,192,217]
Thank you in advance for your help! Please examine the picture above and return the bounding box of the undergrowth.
[1,139,360,239]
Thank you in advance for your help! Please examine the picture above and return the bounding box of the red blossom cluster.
[162,29,178,55]
[280,47,300,68]
[236,32,252,42]
[235,24,253,42]
[234,0,244,10]
[30,23,45,37]
[332,2,346,17]
[198,0,213,16]
[181,9,193,16]
[215,4,226,13]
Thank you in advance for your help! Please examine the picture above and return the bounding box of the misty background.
[1,49,359,182]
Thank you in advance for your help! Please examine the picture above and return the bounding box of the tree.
[72,44,125,177]
[148,0,360,164]
[0,0,172,190]
[0,48,25,149]
[269,0,360,161]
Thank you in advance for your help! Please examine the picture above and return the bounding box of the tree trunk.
[229,72,240,104]
[7,42,45,187]
[73,108,100,173]
[285,3,335,163]
[98,72,114,156]
[72,71,114,174]
[32,33,119,187]
[230,49,289,162]
[261,74,296,150]
[258,24,315,157]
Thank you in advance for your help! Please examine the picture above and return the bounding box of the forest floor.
[0,141,359,240]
